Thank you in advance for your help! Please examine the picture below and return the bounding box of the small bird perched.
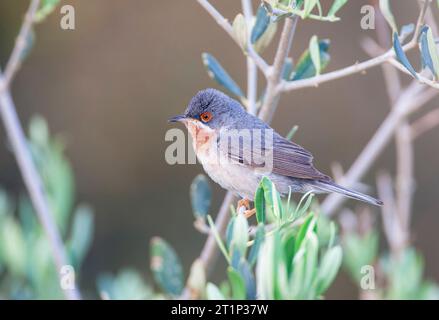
[169,89,382,216]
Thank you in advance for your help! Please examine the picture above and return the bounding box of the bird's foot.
[237,199,255,219]
[244,208,256,219]
[237,198,251,211]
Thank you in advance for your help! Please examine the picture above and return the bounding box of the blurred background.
[0,0,438,298]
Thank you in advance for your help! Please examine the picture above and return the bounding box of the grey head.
[169,88,263,130]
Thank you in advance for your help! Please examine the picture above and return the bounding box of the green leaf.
[328,0,348,17]
[282,58,294,80]
[342,231,378,282]
[231,213,249,257]
[254,184,266,224]
[303,0,319,18]
[238,259,256,299]
[292,39,330,80]
[227,267,246,299]
[393,32,418,79]
[190,174,211,220]
[232,13,248,51]
[286,125,299,140]
[187,259,206,298]
[309,35,321,75]
[252,5,271,44]
[379,0,397,32]
[98,269,153,300]
[315,246,343,295]
[302,232,319,298]
[294,213,317,252]
[419,25,439,79]
[256,232,275,299]
[202,53,244,98]
[0,216,27,277]
[150,237,184,296]
[35,0,62,23]
[67,205,94,267]
[207,215,231,264]
[206,282,225,300]
[258,177,284,223]
[248,224,265,266]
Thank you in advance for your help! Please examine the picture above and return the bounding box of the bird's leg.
[237,198,251,211]
[237,198,256,219]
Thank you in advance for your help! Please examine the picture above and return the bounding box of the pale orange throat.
[186,121,215,150]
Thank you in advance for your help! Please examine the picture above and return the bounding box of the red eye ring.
[200,111,213,123]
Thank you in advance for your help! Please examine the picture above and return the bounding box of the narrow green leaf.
[187,259,206,298]
[294,213,317,252]
[282,58,294,80]
[232,13,248,51]
[150,237,184,296]
[303,232,319,297]
[393,32,418,79]
[248,224,265,266]
[258,177,284,223]
[252,5,271,44]
[422,26,439,78]
[303,0,319,18]
[35,0,62,23]
[190,174,211,220]
[286,125,299,140]
[328,0,348,17]
[68,205,94,267]
[231,213,249,257]
[238,259,256,299]
[207,215,231,264]
[254,184,266,224]
[227,267,246,299]
[202,53,244,98]
[379,0,397,32]
[0,216,26,277]
[292,39,330,80]
[309,35,321,75]
[315,246,343,295]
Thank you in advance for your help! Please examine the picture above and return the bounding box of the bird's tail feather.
[311,180,383,206]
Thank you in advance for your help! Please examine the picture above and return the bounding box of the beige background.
[0,1,438,298]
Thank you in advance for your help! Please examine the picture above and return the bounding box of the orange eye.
[200,111,213,123]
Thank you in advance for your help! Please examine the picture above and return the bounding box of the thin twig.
[411,108,439,140]
[0,0,80,300]
[196,0,238,45]
[258,16,298,122]
[1,1,39,89]
[281,40,418,92]
[321,83,437,216]
[242,0,258,115]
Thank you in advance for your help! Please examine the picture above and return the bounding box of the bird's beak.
[168,114,187,123]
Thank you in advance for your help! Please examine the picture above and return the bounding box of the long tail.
[311,180,383,206]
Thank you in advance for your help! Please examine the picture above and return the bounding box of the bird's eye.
[200,111,213,123]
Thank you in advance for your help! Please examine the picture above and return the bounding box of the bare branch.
[411,108,439,139]
[196,0,237,45]
[258,16,299,122]
[321,83,438,216]
[281,41,418,92]
[2,0,39,89]
[0,0,81,300]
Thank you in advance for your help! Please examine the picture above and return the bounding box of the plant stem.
[0,0,80,300]
[258,16,298,122]
[321,83,437,216]
[241,0,258,115]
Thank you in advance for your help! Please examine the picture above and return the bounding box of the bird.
[169,88,383,217]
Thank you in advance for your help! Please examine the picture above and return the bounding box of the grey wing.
[272,134,330,181]
[224,129,330,181]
